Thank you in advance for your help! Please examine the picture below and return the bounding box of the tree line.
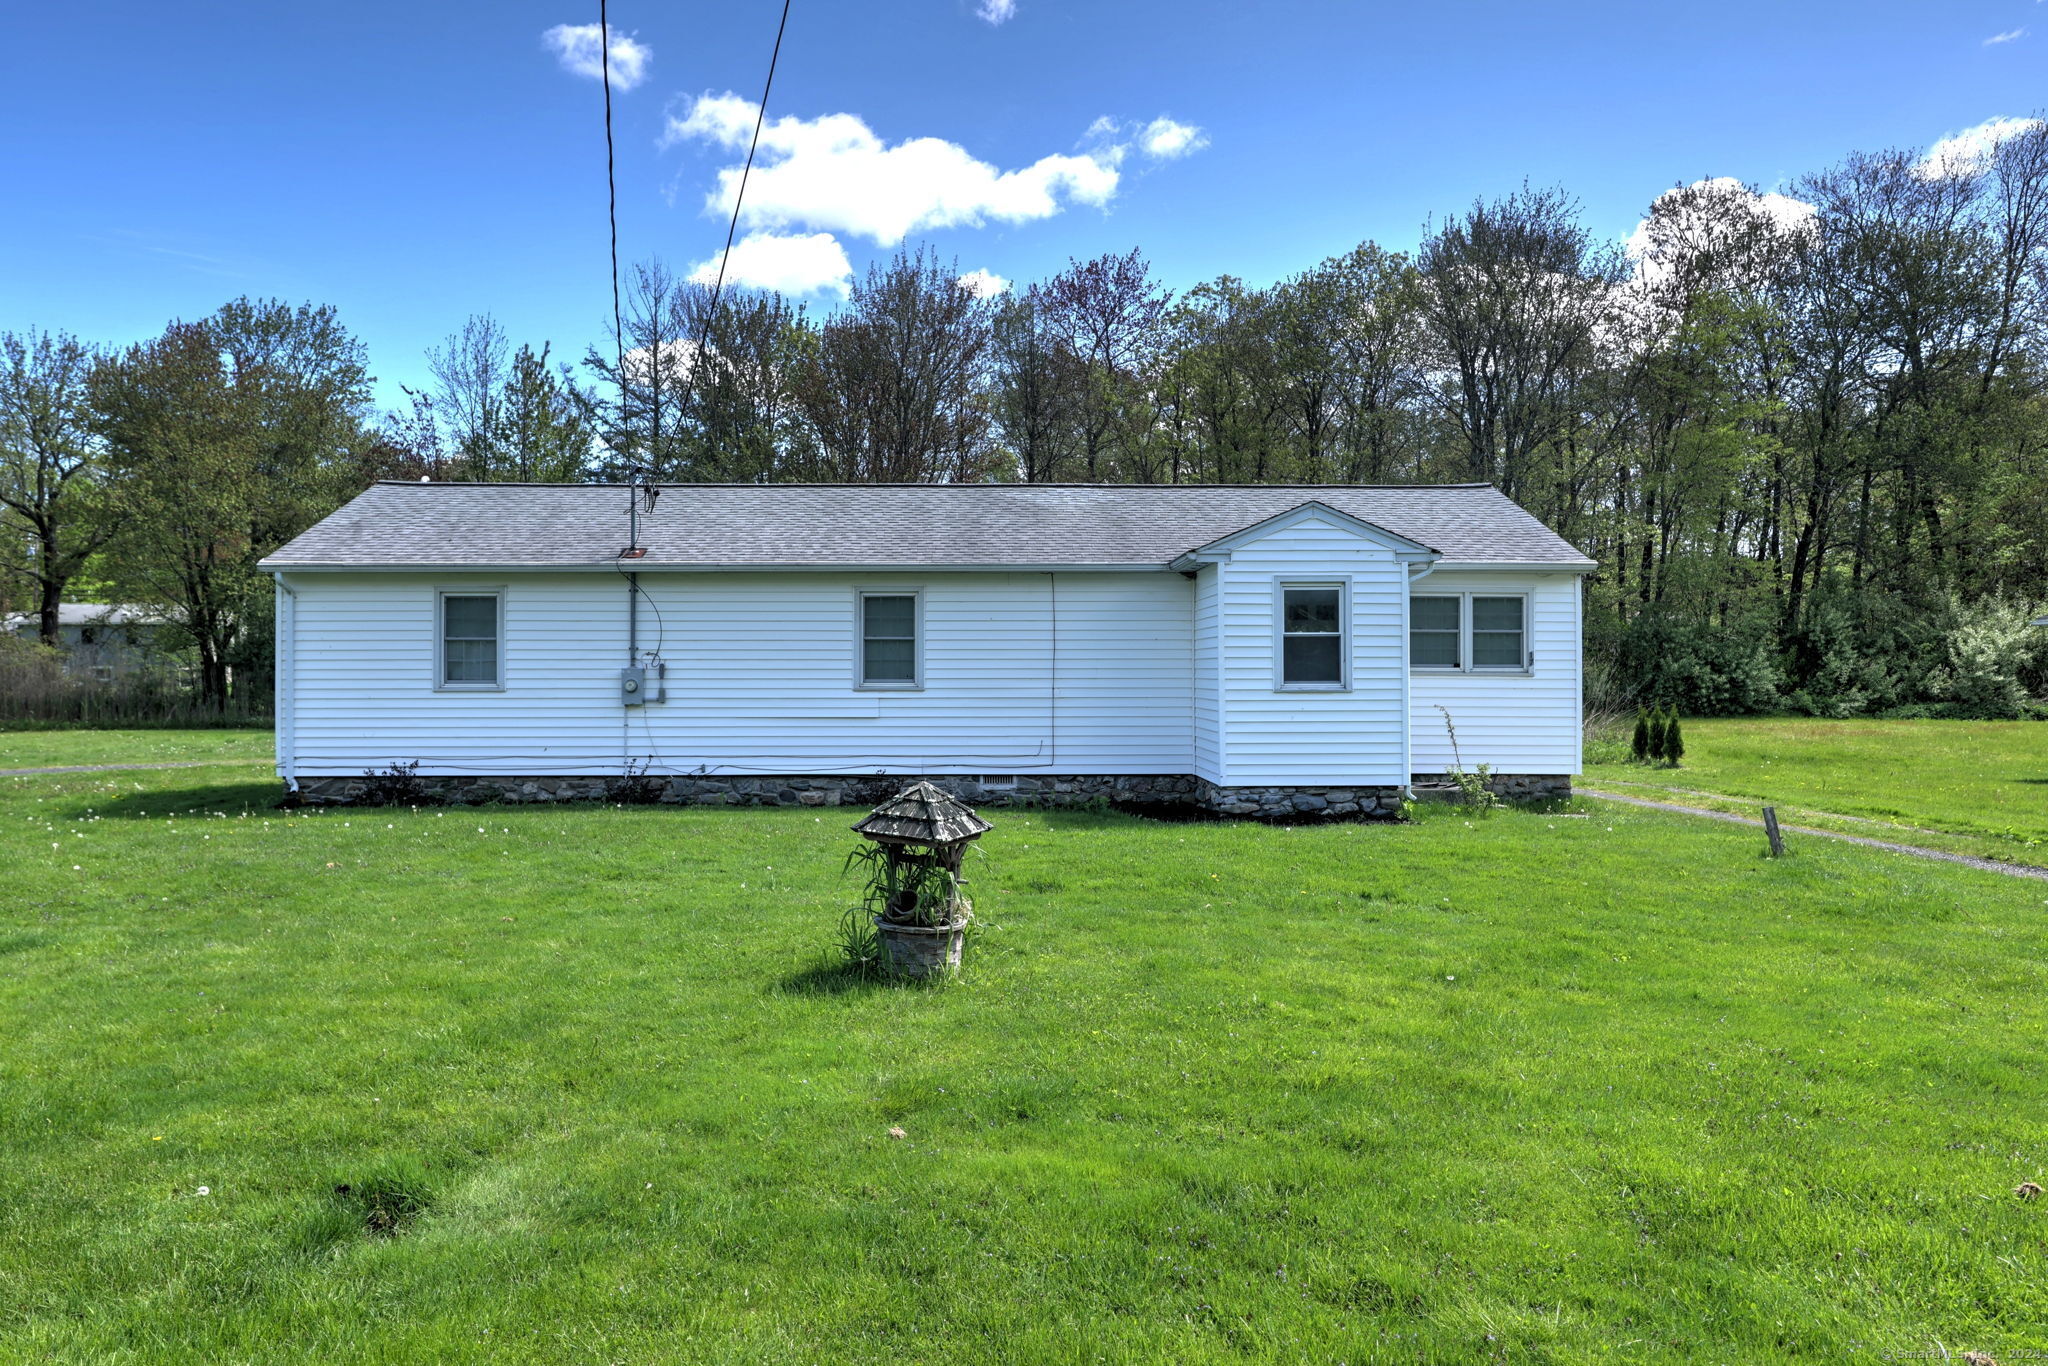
[5,118,2047,716]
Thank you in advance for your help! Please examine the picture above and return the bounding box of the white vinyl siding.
[1409,571,1581,777]
[272,552,1584,787]
[280,570,1194,778]
[1208,511,1409,787]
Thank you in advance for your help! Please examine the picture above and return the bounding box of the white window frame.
[1409,591,1532,675]
[854,587,923,691]
[1274,579,1350,692]
[435,588,506,692]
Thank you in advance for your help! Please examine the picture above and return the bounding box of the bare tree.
[426,315,510,470]
[799,248,995,483]
[990,290,1077,482]
[1417,185,1623,502]
[1039,249,1173,481]
[584,262,696,478]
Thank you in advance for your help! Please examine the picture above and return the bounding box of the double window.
[1410,593,1528,671]
[858,591,921,689]
[438,591,502,689]
[1279,584,1346,688]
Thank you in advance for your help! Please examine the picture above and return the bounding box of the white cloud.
[977,0,1017,23]
[665,94,1121,246]
[1138,117,1208,160]
[1918,115,2045,177]
[688,231,854,297]
[1983,27,2026,44]
[957,268,1010,298]
[542,23,651,90]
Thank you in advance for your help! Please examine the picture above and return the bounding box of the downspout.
[273,572,298,792]
[1403,561,1438,791]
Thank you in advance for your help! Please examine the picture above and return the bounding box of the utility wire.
[599,0,627,451]
[688,0,793,456]
[704,0,793,325]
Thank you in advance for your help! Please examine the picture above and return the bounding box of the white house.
[260,482,1595,816]
[4,603,170,682]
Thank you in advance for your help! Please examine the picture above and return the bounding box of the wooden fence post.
[1762,805,1785,858]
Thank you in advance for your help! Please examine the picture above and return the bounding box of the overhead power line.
[599,0,794,471]
[703,0,794,326]
[599,0,627,440]
[688,0,794,464]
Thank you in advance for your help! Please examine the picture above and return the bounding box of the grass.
[0,727,274,770]
[1585,717,2048,866]
[3,743,2047,1362]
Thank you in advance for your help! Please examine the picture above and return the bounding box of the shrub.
[1592,610,1782,716]
[1631,709,1652,763]
[1664,709,1685,766]
[603,760,667,805]
[357,761,435,806]
[1922,597,2035,720]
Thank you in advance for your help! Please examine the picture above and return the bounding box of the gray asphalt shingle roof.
[261,481,1594,570]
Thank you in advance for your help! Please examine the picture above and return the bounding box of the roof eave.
[1431,559,1598,573]
[260,559,1184,574]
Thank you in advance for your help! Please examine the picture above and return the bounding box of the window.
[858,591,920,688]
[1280,584,1345,687]
[439,592,501,689]
[1411,595,1461,669]
[1409,593,1529,672]
[1471,596,1526,669]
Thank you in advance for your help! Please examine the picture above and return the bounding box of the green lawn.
[1586,717,2048,866]
[4,749,2047,1362]
[0,726,273,770]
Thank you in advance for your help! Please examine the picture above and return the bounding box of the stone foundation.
[1410,772,1574,803]
[287,770,1417,821]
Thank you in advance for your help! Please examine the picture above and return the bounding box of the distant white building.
[261,482,1595,816]
[4,604,168,682]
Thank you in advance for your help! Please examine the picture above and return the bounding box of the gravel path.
[1579,787,2048,883]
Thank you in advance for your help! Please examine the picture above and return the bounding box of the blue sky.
[2,0,2042,410]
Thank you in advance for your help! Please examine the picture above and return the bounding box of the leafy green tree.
[91,300,371,707]
[0,330,114,644]
[496,343,596,482]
